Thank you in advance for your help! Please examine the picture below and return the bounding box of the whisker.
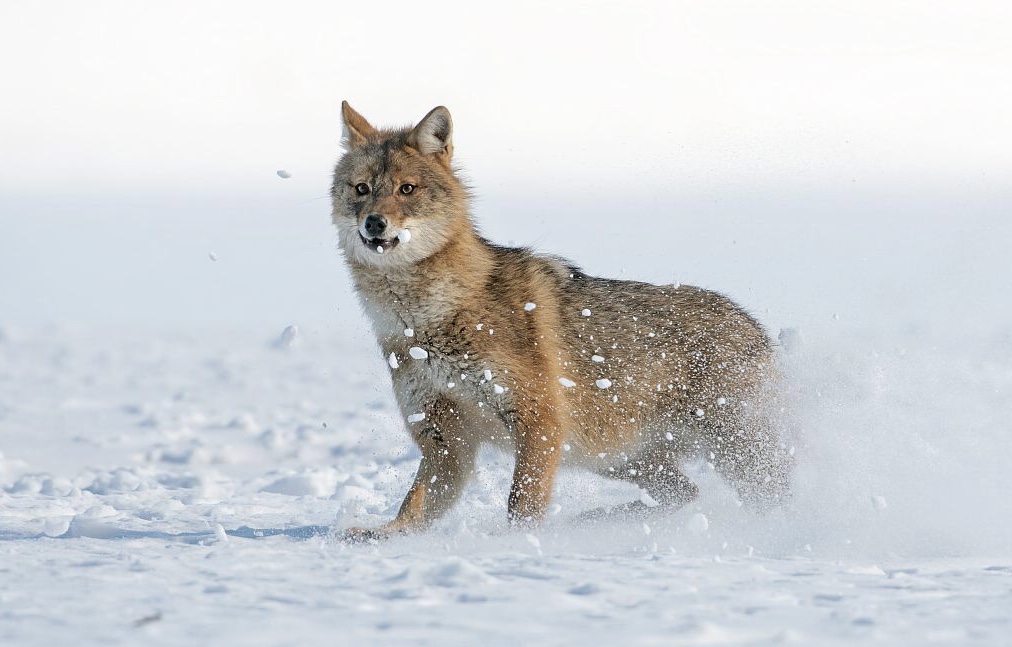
[300,194,333,205]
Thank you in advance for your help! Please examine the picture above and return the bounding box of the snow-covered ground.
[1,308,1010,645]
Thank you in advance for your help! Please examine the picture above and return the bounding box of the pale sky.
[1,0,1009,197]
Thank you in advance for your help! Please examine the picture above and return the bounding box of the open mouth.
[359,233,400,254]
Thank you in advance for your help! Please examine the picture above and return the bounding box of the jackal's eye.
[399,183,416,195]
[354,183,371,196]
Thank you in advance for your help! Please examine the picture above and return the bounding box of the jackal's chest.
[373,325,513,422]
[357,283,519,415]
[382,330,504,404]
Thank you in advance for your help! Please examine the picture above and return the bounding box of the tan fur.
[332,103,791,540]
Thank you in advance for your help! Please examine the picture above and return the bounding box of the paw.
[338,526,388,544]
[506,510,543,530]
[575,500,653,522]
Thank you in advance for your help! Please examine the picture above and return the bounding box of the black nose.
[364,214,387,237]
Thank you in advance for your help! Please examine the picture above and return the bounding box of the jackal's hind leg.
[604,454,699,508]
[707,408,792,508]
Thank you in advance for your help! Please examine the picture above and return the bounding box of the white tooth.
[376,244,384,254]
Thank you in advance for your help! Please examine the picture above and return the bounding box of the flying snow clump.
[274,325,298,349]
[408,346,428,360]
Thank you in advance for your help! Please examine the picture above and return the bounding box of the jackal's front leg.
[506,402,564,526]
[341,396,478,542]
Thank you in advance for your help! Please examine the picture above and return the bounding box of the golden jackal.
[332,102,790,540]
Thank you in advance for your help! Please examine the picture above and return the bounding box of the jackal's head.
[331,102,469,269]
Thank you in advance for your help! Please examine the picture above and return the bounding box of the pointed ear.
[407,106,453,162]
[341,101,377,150]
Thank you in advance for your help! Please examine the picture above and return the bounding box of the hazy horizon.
[2,0,1010,332]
